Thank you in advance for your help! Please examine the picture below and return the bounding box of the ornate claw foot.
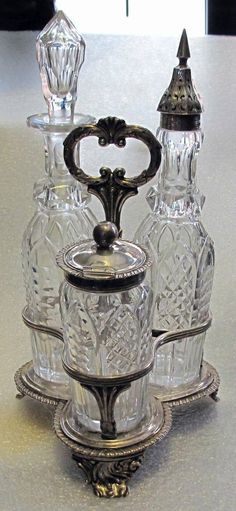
[210,389,219,402]
[151,361,220,407]
[15,392,25,399]
[54,401,172,498]
[14,361,68,405]
[72,453,144,498]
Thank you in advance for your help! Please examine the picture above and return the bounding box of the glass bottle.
[22,11,96,398]
[57,222,154,435]
[135,30,215,397]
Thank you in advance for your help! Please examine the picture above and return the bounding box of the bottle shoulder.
[135,213,214,258]
[146,184,205,218]
[33,176,92,211]
[22,206,97,249]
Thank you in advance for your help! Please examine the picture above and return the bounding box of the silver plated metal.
[63,116,162,233]
[151,360,220,406]
[22,305,64,342]
[54,400,172,498]
[157,29,202,131]
[59,395,166,449]
[56,222,152,293]
[58,320,213,443]
[16,308,69,402]
[14,361,66,406]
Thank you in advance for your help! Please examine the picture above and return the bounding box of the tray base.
[54,399,172,498]
[14,360,69,406]
[150,361,220,407]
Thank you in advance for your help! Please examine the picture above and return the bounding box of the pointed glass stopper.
[157,28,202,131]
[36,11,85,122]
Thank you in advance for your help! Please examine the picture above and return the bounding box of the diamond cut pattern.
[157,240,196,329]
[22,208,96,382]
[136,219,214,386]
[62,286,152,377]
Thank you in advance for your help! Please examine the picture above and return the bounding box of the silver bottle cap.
[157,29,202,131]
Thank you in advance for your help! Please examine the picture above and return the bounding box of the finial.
[36,11,85,122]
[177,29,190,66]
[93,222,118,250]
[157,28,202,131]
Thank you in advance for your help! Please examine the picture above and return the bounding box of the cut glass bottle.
[22,11,96,399]
[135,30,215,398]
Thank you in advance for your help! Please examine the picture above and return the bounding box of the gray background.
[0,31,235,510]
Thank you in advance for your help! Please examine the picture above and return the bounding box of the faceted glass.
[135,129,214,390]
[22,125,97,386]
[22,11,96,392]
[36,11,85,121]
[60,281,153,432]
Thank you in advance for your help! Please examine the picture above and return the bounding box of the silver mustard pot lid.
[56,221,152,292]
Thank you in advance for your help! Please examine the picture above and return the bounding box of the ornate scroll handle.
[22,305,64,343]
[63,116,162,233]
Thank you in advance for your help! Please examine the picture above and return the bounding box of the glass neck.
[146,128,204,217]
[157,128,202,191]
[47,97,75,124]
[33,129,89,210]
[44,131,74,177]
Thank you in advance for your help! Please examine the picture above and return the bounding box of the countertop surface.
[0,31,236,511]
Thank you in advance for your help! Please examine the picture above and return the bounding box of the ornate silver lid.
[157,29,202,131]
[56,222,152,292]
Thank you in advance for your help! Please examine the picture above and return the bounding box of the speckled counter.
[0,31,236,511]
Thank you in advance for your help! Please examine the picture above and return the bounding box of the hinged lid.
[56,222,152,292]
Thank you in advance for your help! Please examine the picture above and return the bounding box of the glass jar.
[57,222,153,435]
[60,282,152,432]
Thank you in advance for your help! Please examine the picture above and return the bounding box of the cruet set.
[15,11,220,498]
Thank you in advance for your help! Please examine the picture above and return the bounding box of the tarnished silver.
[16,311,69,403]
[14,361,67,405]
[54,400,172,498]
[152,313,212,341]
[22,306,64,343]
[59,395,166,448]
[59,316,212,443]
[63,116,162,233]
[17,304,215,418]
[56,221,152,292]
[15,308,69,402]
[157,29,202,130]
[62,315,212,387]
[151,315,220,404]
[151,361,220,405]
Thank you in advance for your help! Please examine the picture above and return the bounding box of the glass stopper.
[36,10,85,121]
